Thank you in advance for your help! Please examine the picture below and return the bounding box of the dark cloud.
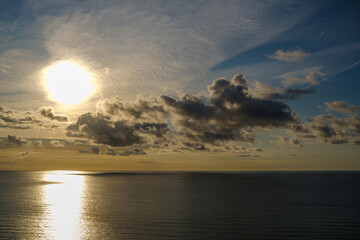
[290,114,360,145]
[7,135,28,146]
[119,146,147,156]
[134,123,169,138]
[161,74,297,144]
[78,146,103,154]
[38,106,69,122]
[263,88,315,100]
[325,101,359,115]
[67,113,144,147]
[91,146,100,154]
[237,154,260,158]
[182,142,209,151]
[97,97,168,122]
[68,96,172,151]
[104,148,117,156]
[207,74,297,127]
[16,151,37,158]
[161,94,214,120]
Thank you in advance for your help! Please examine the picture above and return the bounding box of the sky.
[0,0,359,171]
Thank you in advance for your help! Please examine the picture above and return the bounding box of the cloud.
[104,148,117,156]
[290,113,360,145]
[16,151,37,159]
[68,96,172,149]
[50,140,65,148]
[67,113,145,147]
[279,67,325,87]
[0,136,48,149]
[7,135,28,146]
[91,146,100,154]
[78,146,100,154]
[267,48,310,62]
[0,106,37,130]
[275,136,303,147]
[250,81,315,100]
[66,74,300,152]
[162,74,297,144]
[0,105,65,130]
[38,106,69,122]
[325,101,359,115]
[32,140,45,148]
[96,97,169,122]
[237,154,260,158]
[65,74,360,155]
[119,147,147,156]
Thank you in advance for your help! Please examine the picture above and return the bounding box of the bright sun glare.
[44,61,95,105]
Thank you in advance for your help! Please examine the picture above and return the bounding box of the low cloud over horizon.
[2,74,359,159]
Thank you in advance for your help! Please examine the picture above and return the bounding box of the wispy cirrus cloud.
[24,0,320,101]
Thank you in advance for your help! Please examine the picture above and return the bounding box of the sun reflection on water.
[42,171,86,240]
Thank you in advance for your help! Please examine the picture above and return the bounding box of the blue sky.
[0,0,359,170]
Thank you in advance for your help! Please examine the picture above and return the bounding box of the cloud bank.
[67,74,302,155]
[2,74,359,157]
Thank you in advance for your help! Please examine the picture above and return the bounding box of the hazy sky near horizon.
[0,0,359,170]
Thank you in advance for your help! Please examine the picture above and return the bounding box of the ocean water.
[0,171,359,240]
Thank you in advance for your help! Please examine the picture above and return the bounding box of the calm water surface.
[0,171,359,239]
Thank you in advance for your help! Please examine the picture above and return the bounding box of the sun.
[44,61,95,105]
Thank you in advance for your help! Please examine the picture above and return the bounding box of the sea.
[0,171,359,240]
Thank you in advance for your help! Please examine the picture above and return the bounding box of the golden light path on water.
[41,171,87,240]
